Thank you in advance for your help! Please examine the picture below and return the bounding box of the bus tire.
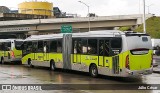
[1,57,4,64]
[50,60,56,71]
[89,64,98,78]
[28,59,34,68]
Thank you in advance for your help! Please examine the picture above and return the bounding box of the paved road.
[0,62,160,93]
[153,55,160,73]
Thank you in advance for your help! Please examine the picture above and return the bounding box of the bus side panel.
[22,53,33,64]
[118,53,123,71]
[80,55,98,71]
[49,53,63,68]
[4,51,10,61]
[81,55,98,66]
[103,57,112,69]
[98,56,103,66]
[12,48,22,59]
[36,53,44,62]
[0,51,4,58]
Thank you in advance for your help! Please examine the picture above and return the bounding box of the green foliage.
[119,26,131,31]
[134,17,160,38]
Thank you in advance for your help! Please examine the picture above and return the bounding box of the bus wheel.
[89,64,98,78]
[28,59,34,68]
[1,57,4,64]
[50,60,56,71]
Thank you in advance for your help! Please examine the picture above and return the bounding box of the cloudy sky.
[0,0,160,17]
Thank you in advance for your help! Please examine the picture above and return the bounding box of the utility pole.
[78,1,90,31]
[143,0,146,33]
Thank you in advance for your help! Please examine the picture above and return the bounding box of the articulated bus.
[0,39,23,64]
[21,30,153,77]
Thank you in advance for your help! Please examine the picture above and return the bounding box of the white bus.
[21,30,153,77]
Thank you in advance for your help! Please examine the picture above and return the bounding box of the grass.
[135,16,160,38]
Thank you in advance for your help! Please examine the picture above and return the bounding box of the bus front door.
[43,41,49,62]
[32,42,37,61]
[73,39,81,64]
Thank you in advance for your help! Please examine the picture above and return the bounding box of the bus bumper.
[126,68,153,77]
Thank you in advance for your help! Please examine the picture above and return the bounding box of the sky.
[0,0,160,17]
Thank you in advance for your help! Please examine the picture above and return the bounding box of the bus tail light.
[151,54,153,67]
[125,55,130,69]
[10,51,15,58]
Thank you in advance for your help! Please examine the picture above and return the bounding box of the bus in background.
[0,39,23,64]
[21,30,153,77]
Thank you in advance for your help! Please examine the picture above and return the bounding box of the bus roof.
[0,39,24,42]
[25,30,125,41]
[25,30,149,41]
[72,30,125,37]
[26,34,63,41]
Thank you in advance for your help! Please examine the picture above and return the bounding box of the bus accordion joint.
[10,51,15,58]
[125,55,130,69]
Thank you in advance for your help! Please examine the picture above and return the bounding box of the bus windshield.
[15,41,23,50]
[126,36,152,55]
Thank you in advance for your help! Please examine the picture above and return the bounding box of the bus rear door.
[98,39,110,67]
[73,39,81,64]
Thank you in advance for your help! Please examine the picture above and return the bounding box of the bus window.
[0,42,5,51]
[43,41,50,53]
[15,41,23,50]
[104,40,110,56]
[110,38,122,55]
[32,42,38,53]
[88,39,97,55]
[111,38,122,48]
[50,40,57,52]
[81,39,87,54]
[73,39,82,54]
[57,40,62,53]
[46,41,50,53]
[73,39,77,54]
[38,41,43,52]
[142,37,148,42]
[4,42,11,51]
[99,40,104,56]
[22,42,27,55]
[99,40,109,56]
[26,41,32,53]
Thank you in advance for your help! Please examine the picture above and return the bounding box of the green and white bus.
[0,39,23,64]
[21,30,153,77]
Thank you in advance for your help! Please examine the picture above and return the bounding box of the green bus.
[21,30,153,77]
[0,39,23,64]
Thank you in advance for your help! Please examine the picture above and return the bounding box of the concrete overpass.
[0,14,153,36]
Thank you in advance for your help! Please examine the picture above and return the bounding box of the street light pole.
[78,1,90,31]
[143,0,146,33]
